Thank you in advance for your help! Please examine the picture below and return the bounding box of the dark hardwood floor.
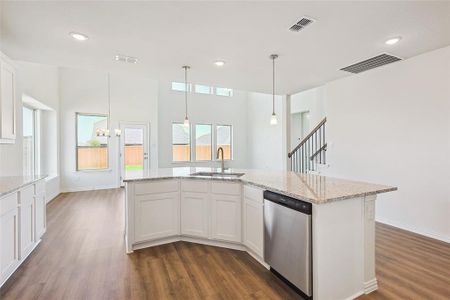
[1,189,449,300]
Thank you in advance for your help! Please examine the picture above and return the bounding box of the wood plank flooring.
[1,189,449,300]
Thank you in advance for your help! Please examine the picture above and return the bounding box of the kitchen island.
[124,167,396,300]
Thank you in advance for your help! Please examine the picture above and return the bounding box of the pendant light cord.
[108,73,111,124]
[272,57,275,114]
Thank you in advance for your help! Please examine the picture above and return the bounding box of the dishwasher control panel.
[263,190,312,215]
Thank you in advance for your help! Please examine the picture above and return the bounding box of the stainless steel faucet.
[216,147,224,173]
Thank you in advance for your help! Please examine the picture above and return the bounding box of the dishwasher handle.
[263,190,312,215]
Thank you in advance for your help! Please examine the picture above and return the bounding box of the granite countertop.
[0,175,48,197]
[124,168,397,204]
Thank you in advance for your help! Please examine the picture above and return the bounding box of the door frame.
[119,121,150,186]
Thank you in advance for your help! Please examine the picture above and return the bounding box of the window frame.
[75,112,109,171]
[194,84,213,95]
[215,87,233,97]
[22,104,38,176]
[194,123,213,161]
[171,122,191,163]
[215,124,233,161]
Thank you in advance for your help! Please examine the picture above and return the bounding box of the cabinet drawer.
[181,180,208,193]
[0,193,18,216]
[135,180,179,195]
[243,185,263,204]
[211,182,241,195]
[34,180,45,195]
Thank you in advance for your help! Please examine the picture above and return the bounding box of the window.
[216,87,233,97]
[172,123,190,162]
[195,124,212,161]
[171,81,191,92]
[23,106,36,176]
[195,84,213,95]
[76,113,108,170]
[216,125,232,160]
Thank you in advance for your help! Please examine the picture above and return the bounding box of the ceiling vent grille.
[289,17,314,32]
[340,53,402,74]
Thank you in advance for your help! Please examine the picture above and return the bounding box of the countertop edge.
[0,175,48,198]
[124,175,397,205]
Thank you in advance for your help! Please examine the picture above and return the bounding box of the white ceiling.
[1,1,449,94]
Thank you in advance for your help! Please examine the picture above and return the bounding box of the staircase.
[288,117,327,173]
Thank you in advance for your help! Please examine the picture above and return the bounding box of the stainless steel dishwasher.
[263,190,312,299]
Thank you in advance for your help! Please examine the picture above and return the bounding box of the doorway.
[119,122,149,186]
[290,111,310,149]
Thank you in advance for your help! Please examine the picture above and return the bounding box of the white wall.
[246,92,284,170]
[291,86,326,127]
[158,83,248,169]
[321,46,450,242]
[59,67,158,192]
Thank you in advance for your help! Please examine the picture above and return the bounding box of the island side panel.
[312,197,365,300]
[363,194,378,293]
[125,181,135,253]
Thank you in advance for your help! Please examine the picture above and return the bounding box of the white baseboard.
[376,217,450,243]
[364,278,378,294]
[61,185,119,193]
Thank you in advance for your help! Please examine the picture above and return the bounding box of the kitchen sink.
[190,171,245,178]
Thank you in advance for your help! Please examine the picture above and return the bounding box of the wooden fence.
[173,145,231,161]
[77,145,144,170]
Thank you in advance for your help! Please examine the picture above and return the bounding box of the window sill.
[75,169,112,173]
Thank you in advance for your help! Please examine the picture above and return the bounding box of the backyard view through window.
[124,128,144,171]
[217,125,232,160]
[76,113,108,170]
[195,124,212,161]
[172,123,190,161]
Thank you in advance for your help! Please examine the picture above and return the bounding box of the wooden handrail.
[288,117,327,158]
[310,143,327,161]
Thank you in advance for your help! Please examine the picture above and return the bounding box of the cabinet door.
[20,186,35,258]
[211,194,241,242]
[0,193,19,285]
[34,192,46,240]
[134,191,180,242]
[181,192,209,238]
[0,59,16,140]
[243,185,264,257]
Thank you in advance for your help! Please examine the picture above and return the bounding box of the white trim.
[62,185,119,193]
[376,217,450,243]
[364,278,378,294]
[343,291,364,300]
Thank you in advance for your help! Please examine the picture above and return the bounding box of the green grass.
[125,165,144,171]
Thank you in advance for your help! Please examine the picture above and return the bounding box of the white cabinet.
[19,185,35,259]
[180,180,209,238]
[0,55,16,142]
[34,181,46,239]
[243,185,264,258]
[211,182,241,243]
[134,180,180,243]
[0,193,19,286]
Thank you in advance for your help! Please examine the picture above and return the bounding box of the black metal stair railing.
[288,117,327,173]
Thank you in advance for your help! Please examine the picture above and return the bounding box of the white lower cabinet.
[19,185,35,259]
[181,180,209,238]
[0,193,19,286]
[0,179,46,287]
[243,185,264,258]
[134,180,180,242]
[211,182,242,243]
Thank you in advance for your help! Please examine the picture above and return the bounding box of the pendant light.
[96,73,121,137]
[270,54,278,125]
[182,66,190,126]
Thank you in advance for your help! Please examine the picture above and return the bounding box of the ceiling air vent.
[340,53,402,74]
[289,17,314,32]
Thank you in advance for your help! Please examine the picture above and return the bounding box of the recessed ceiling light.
[69,32,88,41]
[385,37,401,45]
[214,60,225,67]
